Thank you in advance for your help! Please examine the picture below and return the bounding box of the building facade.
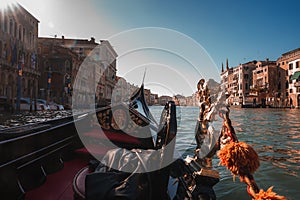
[221,58,285,107]
[0,3,40,109]
[37,39,81,105]
[38,37,117,107]
[277,48,300,108]
[251,60,286,107]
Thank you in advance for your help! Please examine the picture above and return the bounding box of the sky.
[4,0,300,96]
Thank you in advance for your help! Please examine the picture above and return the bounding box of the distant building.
[149,93,158,106]
[158,95,172,106]
[144,88,151,105]
[0,3,40,108]
[174,94,187,106]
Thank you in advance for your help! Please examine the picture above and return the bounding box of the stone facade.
[37,39,81,105]
[0,3,40,109]
[38,37,117,107]
[221,59,285,107]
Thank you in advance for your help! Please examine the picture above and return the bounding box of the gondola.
[0,83,220,200]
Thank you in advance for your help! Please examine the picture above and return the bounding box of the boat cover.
[85,148,171,200]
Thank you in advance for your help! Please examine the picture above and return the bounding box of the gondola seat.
[73,166,89,200]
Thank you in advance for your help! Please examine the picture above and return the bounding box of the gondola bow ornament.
[194,79,287,200]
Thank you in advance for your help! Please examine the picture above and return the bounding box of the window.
[65,60,71,72]
[4,16,7,32]
[296,61,299,68]
[29,32,32,47]
[23,27,26,42]
[290,89,293,94]
[0,41,2,58]
[14,21,17,37]
[9,18,13,34]
[19,25,22,40]
[289,63,293,70]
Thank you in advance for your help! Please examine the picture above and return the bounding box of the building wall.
[37,40,81,105]
[38,37,117,107]
[288,59,300,107]
[277,48,300,100]
[0,4,40,109]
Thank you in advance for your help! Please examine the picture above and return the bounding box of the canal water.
[150,106,300,200]
[0,107,299,199]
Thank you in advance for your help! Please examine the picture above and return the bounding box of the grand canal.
[150,106,300,200]
[0,107,299,199]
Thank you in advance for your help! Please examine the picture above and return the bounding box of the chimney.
[221,62,224,72]
[90,37,95,43]
[226,58,229,70]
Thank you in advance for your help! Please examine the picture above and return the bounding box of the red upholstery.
[84,129,142,144]
[73,167,89,200]
[75,145,112,157]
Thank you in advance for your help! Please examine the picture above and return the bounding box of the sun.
[0,0,17,11]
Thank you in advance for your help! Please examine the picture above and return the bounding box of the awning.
[290,71,300,80]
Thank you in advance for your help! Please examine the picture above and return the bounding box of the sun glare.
[0,0,17,11]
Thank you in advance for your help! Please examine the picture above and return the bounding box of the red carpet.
[25,159,88,200]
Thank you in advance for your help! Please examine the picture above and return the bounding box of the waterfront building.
[150,93,158,105]
[174,94,187,106]
[92,40,117,106]
[221,59,234,104]
[221,59,257,106]
[38,37,117,107]
[37,40,81,105]
[144,88,151,105]
[251,59,285,107]
[221,58,286,107]
[277,48,300,108]
[0,3,40,109]
[158,95,172,106]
